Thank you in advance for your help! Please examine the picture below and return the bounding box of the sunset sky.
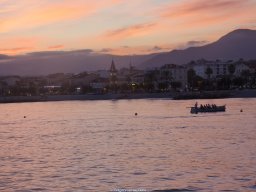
[0,0,255,56]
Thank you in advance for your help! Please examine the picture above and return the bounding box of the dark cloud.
[186,40,208,47]
[48,45,64,49]
[151,46,162,51]
[28,51,67,57]
[70,49,94,53]
[98,48,113,53]
[147,46,172,53]
[28,49,95,57]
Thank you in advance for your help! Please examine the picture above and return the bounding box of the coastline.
[0,92,172,103]
[0,89,256,103]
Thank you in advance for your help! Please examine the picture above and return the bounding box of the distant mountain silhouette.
[0,54,10,60]
[0,29,255,75]
[0,51,153,76]
[141,29,256,68]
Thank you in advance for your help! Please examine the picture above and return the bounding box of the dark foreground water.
[0,98,255,192]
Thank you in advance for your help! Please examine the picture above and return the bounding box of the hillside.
[141,29,256,68]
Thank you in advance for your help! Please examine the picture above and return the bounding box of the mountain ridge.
[141,29,256,68]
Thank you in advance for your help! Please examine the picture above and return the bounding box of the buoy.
[135,113,138,116]
[240,109,243,112]
[24,116,26,118]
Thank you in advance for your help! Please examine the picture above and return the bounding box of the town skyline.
[1,0,256,56]
[0,57,255,103]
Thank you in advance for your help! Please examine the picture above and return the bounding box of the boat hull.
[190,105,226,114]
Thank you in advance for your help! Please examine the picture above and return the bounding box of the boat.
[190,105,226,114]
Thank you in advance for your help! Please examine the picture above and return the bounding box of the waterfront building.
[187,59,250,79]
[159,64,187,89]
[234,62,250,76]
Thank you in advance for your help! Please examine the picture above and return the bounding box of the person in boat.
[195,102,198,109]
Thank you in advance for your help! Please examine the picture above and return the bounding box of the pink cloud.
[0,47,34,55]
[0,1,121,33]
[97,44,174,55]
[160,0,256,27]
[48,45,65,50]
[1,0,255,56]
[162,0,252,18]
[155,0,256,41]
[0,36,42,55]
[103,23,158,40]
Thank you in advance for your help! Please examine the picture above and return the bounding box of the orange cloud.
[103,23,158,40]
[162,0,249,18]
[1,0,255,56]
[161,0,255,25]
[0,36,42,55]
[0,47,34,55]
[48,45,65,50]
[97,44,174,55]
[1,5,88,32]
[156,0,256,41]
[0,0,121,33]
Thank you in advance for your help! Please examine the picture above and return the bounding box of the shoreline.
[0,92,172,103]
[0,89,256,103]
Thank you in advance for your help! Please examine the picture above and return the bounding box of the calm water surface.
[0,98,255,191]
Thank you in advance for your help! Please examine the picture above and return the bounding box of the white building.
[187,59,247,79]
[234,63,250,76]
[159,64,187,88]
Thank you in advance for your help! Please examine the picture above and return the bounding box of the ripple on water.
[132,171,147,176]
[152,188,198,192]
[158,177,175,181]
[0,99,255,191]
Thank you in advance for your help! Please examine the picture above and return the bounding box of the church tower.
[109,59,118,89]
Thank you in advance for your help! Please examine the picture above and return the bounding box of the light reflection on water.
[0,98,256,191]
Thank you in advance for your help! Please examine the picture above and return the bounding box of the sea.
[0,98,255,192]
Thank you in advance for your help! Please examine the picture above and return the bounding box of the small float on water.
[190,102,226,114]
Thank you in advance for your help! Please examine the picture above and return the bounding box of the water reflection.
[0,98,255,191]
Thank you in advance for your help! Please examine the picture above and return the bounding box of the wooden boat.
[190,105,226,114]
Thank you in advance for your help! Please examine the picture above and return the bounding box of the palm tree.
[162,70,170,91]
[228,64,236,76]
[205,67,213,79]
[228,64,236,88]
[144,70,157,92]
[187,68,196,90]
[241,69,250,87]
